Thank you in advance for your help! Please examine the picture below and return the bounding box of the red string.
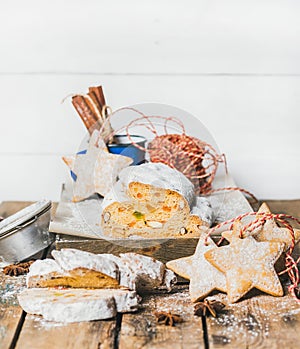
[206,212,300,303]
[97,107,257,200]
[148,133,225,194]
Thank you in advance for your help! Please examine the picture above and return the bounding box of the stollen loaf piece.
[27,249,176,292]
[101,181,206,238]
[116,253,176,292]
[51,249,119,279]
[18,288,139,323]
[118,162,195,206]
[191,197,214,227]
[102,162,214,226]
[102,162,195,209]
[27,249,120,289]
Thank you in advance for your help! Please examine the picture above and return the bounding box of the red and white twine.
[98,106,257,199]
[97,107,299,301]
[206,212,300,303]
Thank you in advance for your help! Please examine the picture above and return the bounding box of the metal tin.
[0,200,54,263]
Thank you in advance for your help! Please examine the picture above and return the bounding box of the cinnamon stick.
[87,90,103,115]
[72,85,114,141]
[88,86,106,109]
[88,85,114,141]
[72,95,98,134]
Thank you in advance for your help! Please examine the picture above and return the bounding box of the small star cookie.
[205,236,284,303]
[63,130,133,202]
[222,203,300,251]
[254,203,300,250]
[221,220,245,242]
[166,235,227,302]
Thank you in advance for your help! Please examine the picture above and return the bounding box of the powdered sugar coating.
[205,236,284,303]
[167,235,227,302]
[27,259,64,277]
[51,249,119,280]
[64,130,132,202]
[103,162,195,208]
[119,253,177,292]
[18,288,138,322]
[191,196,214,226]
[103,163,215,227]
[100,253,177,292]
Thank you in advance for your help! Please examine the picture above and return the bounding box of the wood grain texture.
[0,307,23,349]
[263,199,300,220]
[0,275,26,349]
[55,200,300,259]
[1,200,300,348]
[206,291,300,349]
[15,316,116,349]
[0,201,58,218]
[119,286,204,349]
[55,235,200,265]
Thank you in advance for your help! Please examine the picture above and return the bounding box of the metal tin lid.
[0,200,52,238]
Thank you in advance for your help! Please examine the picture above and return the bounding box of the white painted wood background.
[0,0,299,201]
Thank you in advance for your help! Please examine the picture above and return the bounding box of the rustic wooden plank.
[0,201,34,218]
[0,201,58,219]
[264,199,300,220]
[119,286,204,349]
[55,200,300,262]
[0,201,116,349]
[0,306,23,349]
[56,235,200,265]
[204,200,300,348]
[15,316,116,349]
[206,290,300,349]
[265,199,300,259]
[50,174,253,239]
[0,275,26,349]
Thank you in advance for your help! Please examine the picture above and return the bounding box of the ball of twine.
[99,107,227,195]
[148,133,225,195]
[97,107,256,201]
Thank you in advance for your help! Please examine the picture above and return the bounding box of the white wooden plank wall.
[0,0,299,201]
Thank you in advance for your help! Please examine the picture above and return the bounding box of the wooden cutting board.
[50,173,253,239]
[50,173,254,262]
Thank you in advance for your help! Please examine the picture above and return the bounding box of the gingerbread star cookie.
[254,203,300,250]
[166,235,227,302]
[205,236,284,303]
[63,130,133,202]
[222,203,300,251]
[221,220,245,242]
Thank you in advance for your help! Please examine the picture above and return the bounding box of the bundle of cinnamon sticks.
[72,85,114,142]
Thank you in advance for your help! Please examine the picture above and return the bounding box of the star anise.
[3,260,34,277]
[154,311,183,326]
[194,298,225,318]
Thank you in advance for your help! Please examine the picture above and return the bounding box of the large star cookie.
[166,235,226,302]
[205,236,284,303]
[63,130,133,202]
[222,203,300,251]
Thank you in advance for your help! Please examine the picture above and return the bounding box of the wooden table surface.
[0,200,300,349]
